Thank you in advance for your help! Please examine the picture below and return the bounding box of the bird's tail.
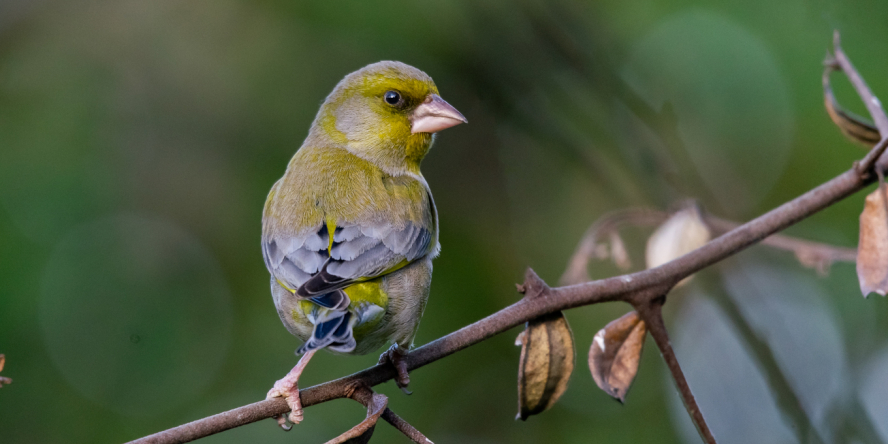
[296,301,357,355]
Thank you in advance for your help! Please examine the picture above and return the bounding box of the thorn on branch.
[520,268,550,299]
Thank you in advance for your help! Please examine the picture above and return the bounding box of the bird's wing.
[263,194,437,303]
[262,224,330,293]
[296,220,434,297]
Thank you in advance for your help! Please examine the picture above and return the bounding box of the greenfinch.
[262,61,466,427]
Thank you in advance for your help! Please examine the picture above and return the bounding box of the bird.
[261,61,466,428]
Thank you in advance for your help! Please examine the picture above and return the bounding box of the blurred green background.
[2,0,888,442]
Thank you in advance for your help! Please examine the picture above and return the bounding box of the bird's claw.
[378,345,411,394]
[267,378,304,428]
[266,349,316,430]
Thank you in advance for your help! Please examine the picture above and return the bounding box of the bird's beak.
[409,94,467,134]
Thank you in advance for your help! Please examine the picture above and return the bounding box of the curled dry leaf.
[823,64,881,147]
[0,354,9,388]
[857,185,888,297]
[645,206,711,287]
[326,392,388,444]
[589,311,646,403]
[515,311,575,420]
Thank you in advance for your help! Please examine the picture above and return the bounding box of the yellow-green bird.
[262,61,466,427]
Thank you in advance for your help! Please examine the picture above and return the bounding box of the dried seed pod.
[589,311,646,403]
[516,311,575,420]
[857,186,888,297]
[646,206,711,287]
[824,69,881,147]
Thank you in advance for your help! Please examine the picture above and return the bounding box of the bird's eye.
[384,91,401,106]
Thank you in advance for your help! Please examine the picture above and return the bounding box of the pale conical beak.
[409,94,467,134]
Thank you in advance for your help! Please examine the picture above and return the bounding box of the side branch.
[561,208,857,285]
[635,297,715,444]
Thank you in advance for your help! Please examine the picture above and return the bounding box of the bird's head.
[309,61,467,174]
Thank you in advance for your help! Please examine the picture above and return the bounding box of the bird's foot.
[378,345,411,394]
[266,376,303,429]
[266,349,316,430]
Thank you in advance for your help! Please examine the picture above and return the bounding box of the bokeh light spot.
[623,11,795,215]
[39,213,233,417]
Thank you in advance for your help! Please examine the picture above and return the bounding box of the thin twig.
[560,208,667,285]
[856,138,888,177]
[705,216,856,275]
[380,409,433,444]
[832,31,888,173]
[348,384,434,444]
[635,297,716,444]
[325,385,387,444]
[832,31,888,135]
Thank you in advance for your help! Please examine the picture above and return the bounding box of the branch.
[129,143,882,444]
[560,207,856,285]
[129,35,885,444]
[350,384,433,444]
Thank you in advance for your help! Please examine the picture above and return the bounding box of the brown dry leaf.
[589,311,646,403]
[824,71,881,147]
[645,206,711,287]
[325,392,387,444]
[0,354,9,388]
[515,311,575,420]
[857,186,888,297]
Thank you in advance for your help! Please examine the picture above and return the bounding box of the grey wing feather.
[330,235,381,261]
[262,223,330,291]
[297,222,433,296]
[327,242,398,278]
